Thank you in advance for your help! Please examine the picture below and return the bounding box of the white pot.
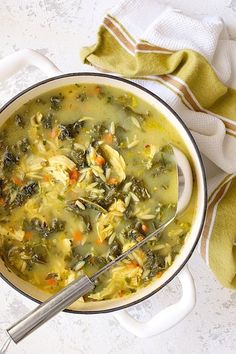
[0,50,207,338]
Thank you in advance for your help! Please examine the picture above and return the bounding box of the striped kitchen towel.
[81,0,236,289]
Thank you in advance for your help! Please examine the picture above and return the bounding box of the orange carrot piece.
[102,133,113,144]
[118,290,125,298]
[0,198,5,206]
[47,278,57,286]
[107,177,118,185]
[94,86,101,94]
[50,128,58,138]
[95,155,105,166]
[24,231,33,240]
[69,169,80,183]
[127,262,138,269]
[73,230,83,242]
[156,271,163,278]
[95,238,103,245]
[43,174,51,182]
[12,176,23,186]
[141,224,148,233]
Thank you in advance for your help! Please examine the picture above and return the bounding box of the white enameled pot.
[0,50,207,338]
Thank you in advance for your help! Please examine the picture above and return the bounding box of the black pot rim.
[0,72,207,314]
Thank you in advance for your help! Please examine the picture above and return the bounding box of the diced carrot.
[95,155,105,166]
[69,169,80,183]
[24,231,33,240]
[107,177,118,185]
[50,128,58,138]
[95,86,101,95]
[95,238,103,245]
[43,174,51,182]
[12,176,23,186]
[102,133,113,145]
[73,230,83,242]
[141,224,148,233]
[0,198,5,206]
[127,262,138,269]
[118,290,125,297]
[47,278,57,286]
[156,271,163,278]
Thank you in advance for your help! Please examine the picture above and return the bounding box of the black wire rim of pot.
[0,72,208,314]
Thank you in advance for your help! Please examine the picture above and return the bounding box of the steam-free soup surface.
[0,84,196,301]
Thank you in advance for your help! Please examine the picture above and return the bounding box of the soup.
[0,84,196,301]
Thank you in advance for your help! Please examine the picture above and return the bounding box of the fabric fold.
[81,0,236,289]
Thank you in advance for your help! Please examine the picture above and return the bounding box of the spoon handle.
[7,275,94,344]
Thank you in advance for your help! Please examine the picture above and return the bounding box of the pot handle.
[173,147,193,214]
[114,265,196,338]
[0,49,61,81]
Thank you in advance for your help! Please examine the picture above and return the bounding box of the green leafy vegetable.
[11,182,38,208]
[50,93,64,110]
[15,114,25,128]
[58,120,84,140]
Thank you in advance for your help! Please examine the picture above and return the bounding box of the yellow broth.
[0,84,196,301]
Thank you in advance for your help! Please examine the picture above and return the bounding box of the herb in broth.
[0,84,194,301]
[15,114,25,128]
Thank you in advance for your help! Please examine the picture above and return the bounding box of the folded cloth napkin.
[81,0,236,289]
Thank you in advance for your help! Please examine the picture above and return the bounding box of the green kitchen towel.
[81,0,236,288]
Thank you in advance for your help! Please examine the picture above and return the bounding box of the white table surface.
[0,1,235,353]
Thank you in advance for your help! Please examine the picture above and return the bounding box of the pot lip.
[0,72,207,314]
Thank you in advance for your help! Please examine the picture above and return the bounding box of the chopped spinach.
[107,94,149,122]
[69,149,87,168]
[77,92,88,102]
[67,197,106,214]
[30,243,48,264]
[121,223,144,242]
[51,218,65,232]
[91,178,126,208]
[0,179,4,197]
[50,93,64,110]
[129,177,150,200]
[11,182,38,208]
[30,218,51,238]
[124,106,149,122]
[58,120,84,140]
[15,114,25,128]
[90,123,107,145]
[2,148,18,170]
[29,217,65,238]
[45,272,58,280]
[0,239,49,273]
[13,138,30,154]
[109,241,121,257]
[115,125,127,144]
[152,145,175,176]
[143,250,166,278]
[41,113,53,129]
[106,95,114,104]
[82,215,92,232]
[66,201,94,232]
